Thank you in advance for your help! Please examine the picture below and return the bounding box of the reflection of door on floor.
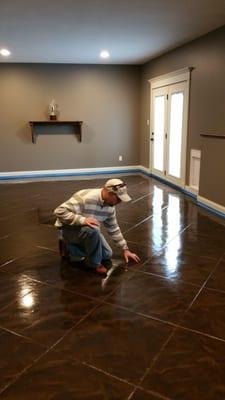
[150,69,190,188]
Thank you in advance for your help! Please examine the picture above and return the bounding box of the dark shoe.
[101,259,112,268]
[96,265,107,275]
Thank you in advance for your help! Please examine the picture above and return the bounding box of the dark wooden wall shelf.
[29,121,83,143]
[201,133,225,139]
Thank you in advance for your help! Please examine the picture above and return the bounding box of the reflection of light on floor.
[164,194,181,275]
[21,293,34,308]
[152,186,163,211]
[152,186,163,249]
[18,276,35,309]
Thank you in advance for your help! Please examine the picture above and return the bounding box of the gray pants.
[62,225,113,268]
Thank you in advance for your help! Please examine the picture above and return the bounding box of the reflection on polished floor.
[0,174,225,399]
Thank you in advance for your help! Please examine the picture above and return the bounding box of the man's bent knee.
[81,226,101,238]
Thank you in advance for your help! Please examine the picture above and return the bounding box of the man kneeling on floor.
[54,178,140,275]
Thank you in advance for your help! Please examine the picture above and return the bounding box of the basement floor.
[0,175,225,400]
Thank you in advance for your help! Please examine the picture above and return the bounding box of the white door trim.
[149,67,192,189]
[149,67,191,89]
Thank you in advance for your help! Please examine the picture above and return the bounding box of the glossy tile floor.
[0,175,225,399]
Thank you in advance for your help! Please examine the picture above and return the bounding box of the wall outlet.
[119,155,123,161]
[147,119,150,126]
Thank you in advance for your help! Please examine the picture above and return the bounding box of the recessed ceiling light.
[0,48,11,57]
[100,50,110,59]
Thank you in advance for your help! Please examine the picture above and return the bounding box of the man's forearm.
[54,205,85,225]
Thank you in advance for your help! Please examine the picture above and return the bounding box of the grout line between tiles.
[0,258,17,269]
[135,268,202,287]
[0,324,48,348]
[122,206,169,235]
[128,386,172,400]
[36,245,58,253]
[127,328,177,400]
[102,301,225,344]
[128,267,220,291]
[182,254,225,314]
[125,222,193,258]
[0,301,102,396]
[131,191,154,204]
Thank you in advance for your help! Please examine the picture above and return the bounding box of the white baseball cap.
[105,178,131,202]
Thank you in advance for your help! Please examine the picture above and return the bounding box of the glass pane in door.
[168,92,183,178]
[153,95,165,172]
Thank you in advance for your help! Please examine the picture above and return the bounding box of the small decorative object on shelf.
[48,99,58,120]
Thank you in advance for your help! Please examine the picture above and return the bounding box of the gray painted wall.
[1,26,225,208]
[0,64,140,172]
[140,26,225,206]
[200,137,225,206]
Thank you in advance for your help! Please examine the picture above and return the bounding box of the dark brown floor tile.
[0,282,97,346]
[141,328,225,400]
[0,271,40,311]
[0,235,43,267]
[106,272,199,324]
[206,258,225,292]
[117,220,134,233]
[55,303,173,384]
[111,240,156,265]
[116,206,152,225]
[1,350,132,399]
[142,251,217,285]
[0,175,225,399]
[116,187,169,225]
[0,251,64,277]
[37,206,55,225]
[187,212,225,238]
[0,236,17,267]
[124,224,168,252]
[182,287,225,340]
[178,230,225,259]
[52,260,136,300]
[17,225,58,252]
[131,389,166,400]
[0,210,38,237]
[127,241,156,263]
[0,330,44,391]
[1,251,136,300]
[124,209,187,250]
[127,179,154,200]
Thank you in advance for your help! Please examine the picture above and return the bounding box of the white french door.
[150,70,190,188]
[151,87,168,176]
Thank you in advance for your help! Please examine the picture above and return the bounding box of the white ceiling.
[1,0,225,64]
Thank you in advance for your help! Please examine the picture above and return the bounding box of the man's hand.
[83,217,100,228]
[123,249,140,264]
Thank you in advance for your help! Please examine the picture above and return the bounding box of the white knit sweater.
[54,188,128,250]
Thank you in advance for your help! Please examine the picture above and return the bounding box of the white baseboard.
[0,165,143,181]
[185,185,198,196]
[197,195,225,218]
[1,165,224,219]
[138,166,151,176]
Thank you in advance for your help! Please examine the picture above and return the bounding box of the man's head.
[102,178,131,206]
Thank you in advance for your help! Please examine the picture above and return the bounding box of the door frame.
[149,67,191,188]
